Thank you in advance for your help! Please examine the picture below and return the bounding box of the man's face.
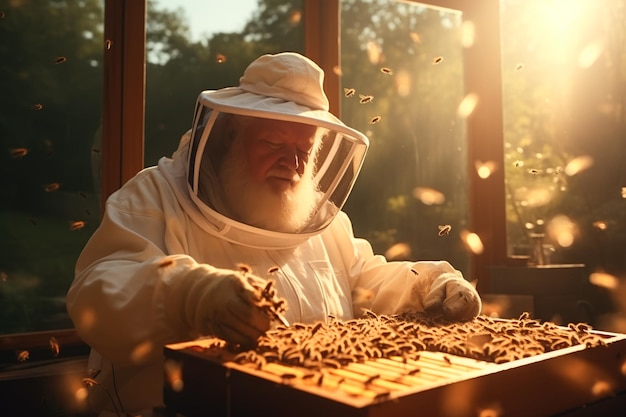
[240,117,317,192]
[218,117,320,232]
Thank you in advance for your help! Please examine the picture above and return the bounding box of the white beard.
[218,140,319,233]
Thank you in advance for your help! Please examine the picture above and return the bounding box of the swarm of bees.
[238,263,289,327]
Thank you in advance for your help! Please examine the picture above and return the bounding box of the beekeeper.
[66,52,481,416]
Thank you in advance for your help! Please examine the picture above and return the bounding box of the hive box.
[163,327,626,417]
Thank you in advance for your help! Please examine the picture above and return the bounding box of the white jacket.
[66,133,470,415]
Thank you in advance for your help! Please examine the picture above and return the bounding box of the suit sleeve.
[66,170,204,365]
[325,211,470,316]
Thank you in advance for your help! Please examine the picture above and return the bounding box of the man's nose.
[279,147,303,174]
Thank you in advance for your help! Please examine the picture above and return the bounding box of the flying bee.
[343,87,356,98]
[368,116,381,124]
[267,266,279,274]
[10,147,28,158]
[44,182,61,192]
[380,67,393,75]
[17,350,29,362]
[32,103,43,110]
[359,94,374,104]
[79,191,87,198]
[528,168,540,175]
[0,11,6,19]
[237,263,252,274]
[70,220,86,230]
[82,377,98,387]
[55,56,67,64]
[49,336,60,357]
[438,224,452,236]
[105,39,112,50]
[215,53,226,63]
[515,63,524,71]
[432,56,443,64]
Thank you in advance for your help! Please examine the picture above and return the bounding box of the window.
[145,0,305,166]
[339,0,471,275]
[501,0,626,273]
[0,0,104,335]
[500,0,626,329]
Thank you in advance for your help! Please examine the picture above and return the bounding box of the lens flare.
[458,93,478,118]
[461,20,475,47]
[164,359,184,392]
[589,272,619,290]
[564,155,594,176]
[412,187,445,205]
[131,340,154,363]
[547,215,577,247]
[384,242,411,260]
[475,160,497,179]
[461,230,484,254]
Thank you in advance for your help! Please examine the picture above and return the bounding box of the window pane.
[340,0,471,274]
[145,0,305,166]
[0,1,104,334]
[501,0,626,273]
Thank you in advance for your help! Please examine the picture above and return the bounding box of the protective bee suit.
[66,52,481,416]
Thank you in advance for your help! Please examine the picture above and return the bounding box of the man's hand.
[181,267,274,348]
[423,272,481,321]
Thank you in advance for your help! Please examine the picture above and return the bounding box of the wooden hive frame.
[163,321,626,417]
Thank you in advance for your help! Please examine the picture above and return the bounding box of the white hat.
[186,52,370,248]
[199,52,357,132]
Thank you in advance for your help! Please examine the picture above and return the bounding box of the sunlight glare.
[589,272,619,290]
[461,20,475,48]
[385,242,412,260]
[546,215,577,248]
[457,93,478,118]
[475,160,497,179]
[564,155,594,176]
[461,230,484,254]
[412,187,445,205]
[578,39,604,69]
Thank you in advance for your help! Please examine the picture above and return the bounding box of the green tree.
[340,0,469,271]
[501,0,626,274]
[0,0,104,333]
[144,0,305,165]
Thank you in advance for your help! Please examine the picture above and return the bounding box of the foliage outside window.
[145,0,305,166]
[0,0,104,335]
[501,0,626,329]
[501,0,626,274]
[340,0,471,275]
